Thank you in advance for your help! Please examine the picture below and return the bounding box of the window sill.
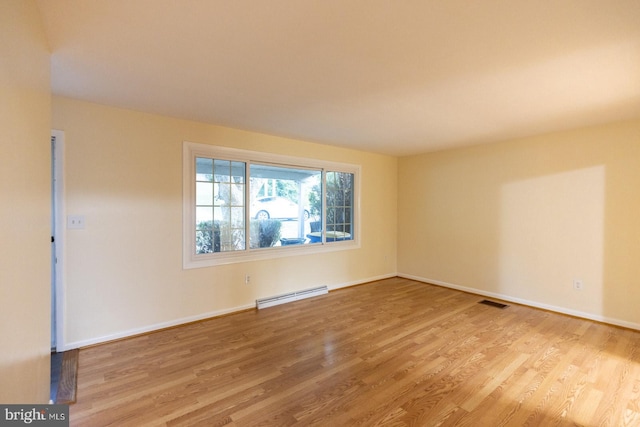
[183,239,360,269]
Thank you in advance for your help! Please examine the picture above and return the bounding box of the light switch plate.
[67,215,85,229]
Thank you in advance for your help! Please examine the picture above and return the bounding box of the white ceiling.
[37,0,640,156]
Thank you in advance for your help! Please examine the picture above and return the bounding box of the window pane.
[231,184,244,205]
[219,226,245,251]
[231,207,244,228]
[306,174,323,244]
[231,161,245,183]
[249,164,321,247]
[196,182,213,206]
[219,227,233,250]
[216,183,231,206]
[250,219,283,249]
[196,157,246,253]
[195,213,216,255]
[326,171,354,242]
[217,206,230,222]
[214,159,230,182]
[344,208,352,232]
[196,207,213,225]
[196,157,213,182]
[196,229,214,254]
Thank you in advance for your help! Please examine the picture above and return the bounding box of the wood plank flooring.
[70,278,640,426]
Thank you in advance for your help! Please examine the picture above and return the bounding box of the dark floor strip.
[478,299,509,309]
[53,349,79,404]
[50,352,63,403]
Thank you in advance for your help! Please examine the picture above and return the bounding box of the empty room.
[2,0,640,425]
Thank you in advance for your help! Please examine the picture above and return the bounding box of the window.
[325,171,354,242]
[195,158,245,253]
[183,142,360,268]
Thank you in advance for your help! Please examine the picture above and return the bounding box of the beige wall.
[51,95,640,347]
[398,119,640,327]
[0,0,52,403]
[52,96,398,348]
[3,0,638,404]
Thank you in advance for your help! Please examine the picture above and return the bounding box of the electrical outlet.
[245,274,251,285]
[573,279,583,291]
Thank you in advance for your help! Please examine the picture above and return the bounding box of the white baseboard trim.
[328,273,398,291]
[61,273,399,350]
[61,303,255,351]
[398,273,640,331]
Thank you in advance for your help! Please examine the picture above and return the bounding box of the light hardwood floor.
[70,277,640,426]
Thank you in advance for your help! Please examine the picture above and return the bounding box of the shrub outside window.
[183,142,360,268]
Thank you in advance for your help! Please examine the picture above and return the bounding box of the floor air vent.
[256,286,328,309]
[478,299,509,309]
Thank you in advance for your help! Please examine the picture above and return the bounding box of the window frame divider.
[183,141,360,269]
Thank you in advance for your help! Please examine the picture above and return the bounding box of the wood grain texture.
[56,349,79,404]
[70,278,640,426]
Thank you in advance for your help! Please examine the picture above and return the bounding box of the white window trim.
[183,141,361,269]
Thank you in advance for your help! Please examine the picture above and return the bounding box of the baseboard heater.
[256,285,328,309]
